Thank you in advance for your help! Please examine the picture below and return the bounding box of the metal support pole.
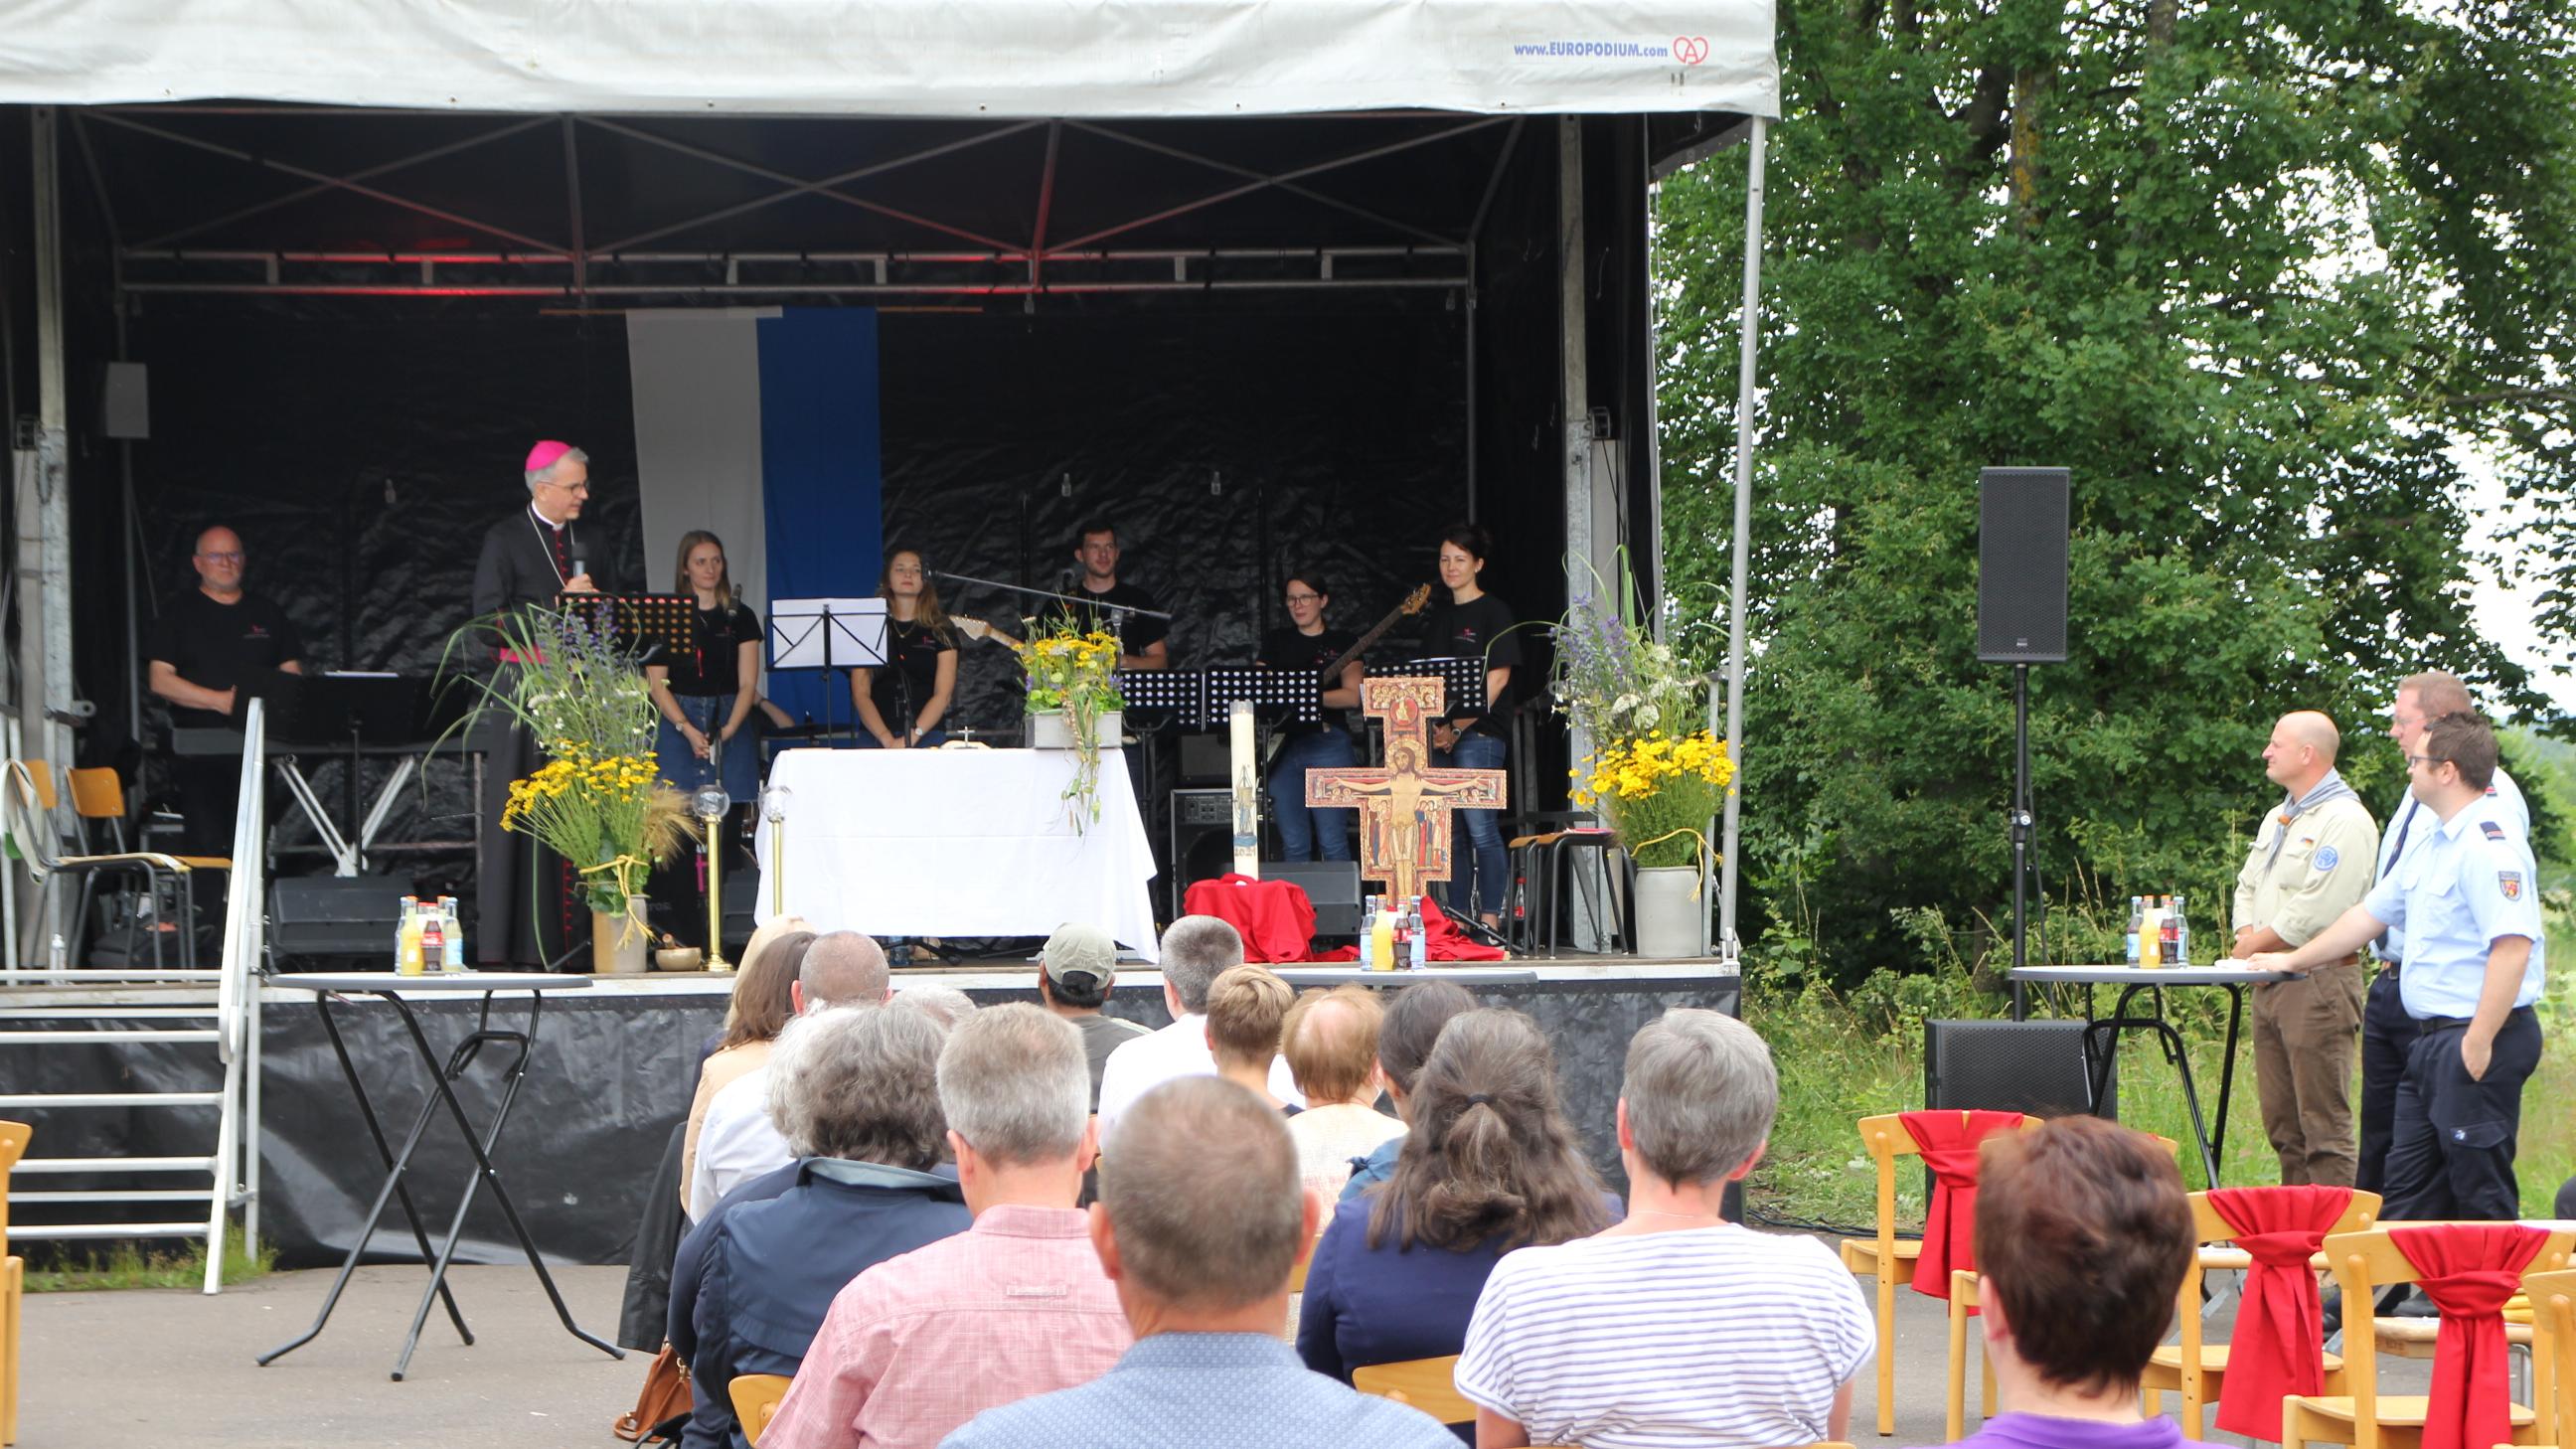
[1716,119,1768,966]
[1559,118,1595,776]
[26,109,76,772]
[2011,662,2032,1019]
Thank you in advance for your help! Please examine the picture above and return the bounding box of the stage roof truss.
[76,105,1518,303]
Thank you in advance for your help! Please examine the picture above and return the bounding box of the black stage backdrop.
[0,973,1738,1267]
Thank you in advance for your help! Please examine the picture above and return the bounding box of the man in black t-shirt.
[146,525,306,857]
[1065,522,1169,670]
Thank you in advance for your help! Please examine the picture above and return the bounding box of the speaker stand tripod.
[2009,663,2032,1020]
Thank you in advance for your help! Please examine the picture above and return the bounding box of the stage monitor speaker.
[1976,466,2070,663]
[1923,1018,2112,1118]
[1169,787,1236,917]
[268,874,408,966]
[1264,860,1361,938]
[102,362,149,440]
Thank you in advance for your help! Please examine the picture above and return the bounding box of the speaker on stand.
[1977,467,2070,1018]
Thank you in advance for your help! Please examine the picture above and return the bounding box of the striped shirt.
[1455,1225,1874,1449]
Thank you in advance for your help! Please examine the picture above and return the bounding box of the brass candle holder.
[761,784,793,918]
[693,783,732,973]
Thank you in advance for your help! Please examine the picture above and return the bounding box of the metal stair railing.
[0,698,266,1293]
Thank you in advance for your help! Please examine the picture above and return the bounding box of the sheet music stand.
[559,592,695,667]
[1396,658,1490,722]
[1115,670,1205,730]
[1204,667,1322,724]
[770,598,888,746]
[240,669,434,876]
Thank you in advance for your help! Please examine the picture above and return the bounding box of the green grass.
[24,1225,275,1293]
[1746,955,2576,1233]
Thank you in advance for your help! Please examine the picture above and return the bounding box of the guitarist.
[1255,570,1365,862]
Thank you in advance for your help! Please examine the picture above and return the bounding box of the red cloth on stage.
[1419,894,1506,962]
[2206,1185,2351,1439]
[2390,1223,2549,1449]
[1899,1110,2024,1304]
[1182,875,1317,963]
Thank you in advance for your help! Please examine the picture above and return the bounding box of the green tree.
[1656,0,2576,979]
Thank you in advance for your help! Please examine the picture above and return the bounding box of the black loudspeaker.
[267,875,408,966]
[1169,788,1237,916]
[1976,466,2070,663]
[1177,732,1231,785]
[1923,1018,2113,1118]
[1264,860,1361,938]
[102,362,149,440]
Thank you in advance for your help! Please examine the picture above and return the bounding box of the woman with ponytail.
[1295,1010,1618,1434]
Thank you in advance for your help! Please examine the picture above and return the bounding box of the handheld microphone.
[571,553,588,580]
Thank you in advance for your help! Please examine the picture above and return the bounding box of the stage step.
[9,1221,212,1242]
[0,1091,224,1108]
[20,1156,215,1174]
[15,1188,217,1205]
[0,1028,219,1045]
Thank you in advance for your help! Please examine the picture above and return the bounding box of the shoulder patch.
[2480,820,2506,842]
[2499,871,2524,900]
[2313,845,2340,872]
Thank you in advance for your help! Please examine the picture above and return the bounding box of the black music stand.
[559,592,696,668]
[1394,657,1490,730]
[1114,669,1205,728]
[1205,667,1322,725]
[770,597,888,747]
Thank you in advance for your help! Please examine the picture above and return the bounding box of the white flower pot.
[1632,865,1705,959]
[1029,709,1123,749]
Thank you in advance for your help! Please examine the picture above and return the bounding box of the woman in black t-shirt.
[1418,523,1521,929]
[1256,570,1365,862]
[851,548,957,748]
[647,531,763,808]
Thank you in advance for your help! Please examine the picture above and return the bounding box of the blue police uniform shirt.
[2360,789,2545,1020]
[2377,764,2527,964]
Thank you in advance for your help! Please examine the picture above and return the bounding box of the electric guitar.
[1321,584,1434,687]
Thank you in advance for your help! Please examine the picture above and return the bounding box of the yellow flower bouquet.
[1551,553,1735,871]
[1573,728,1735,869]
[1018,620,1126,827]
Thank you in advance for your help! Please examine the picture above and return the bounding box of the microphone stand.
[929,569,1176,623]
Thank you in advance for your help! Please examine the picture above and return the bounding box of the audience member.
[1340,979,1478,1204]
[1299,1009,1617,1429]
[1206,964,1298,1112]
[763,1005,1130,1449]
[1279,987,1405,1202]
[670,1005,970,1449]
[680,926,814,1209]
[897,984,980,1030]
[1456,1009,1873,1449]
[1925,1116,2193,1449]
[1094,916,1300,1138]
[1037,921,1148,1109]
[940,1077,1459,1448]
[692,930,894,1215]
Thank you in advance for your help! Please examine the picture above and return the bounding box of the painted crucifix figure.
[1306,676,1508,904]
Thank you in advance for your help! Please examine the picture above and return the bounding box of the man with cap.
[2251,710,2546,1224]
[2230,711,2378,1187]
[2357,671,2530,1195]
[1037,922,1147,1110]
[147,524,307,858]
[469,441,606,966]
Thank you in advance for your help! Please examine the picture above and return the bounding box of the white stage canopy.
[0,1,1777,119]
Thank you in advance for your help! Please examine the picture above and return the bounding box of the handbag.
[612,1343,694,1443]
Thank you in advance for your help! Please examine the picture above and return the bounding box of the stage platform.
[4,958,1738,1269]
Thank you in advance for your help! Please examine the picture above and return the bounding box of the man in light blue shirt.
[2254,710,2544,1221]
[940,1076,1456,1449]
[2358,672,2530,1197]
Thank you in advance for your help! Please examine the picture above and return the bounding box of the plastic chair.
[2141,1189,2378,1440]
[727,1372,792,1446]
[1,1120,29,1447]
[1353,1355,1476,1427]
[2283,1225,2574,1449]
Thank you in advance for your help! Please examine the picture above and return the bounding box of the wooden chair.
[2523,1266,2575,1449]
[1845,1112,2036,1436]
[2283,1226,2574,1449]
[1354,1355,1476,1428]
[728,1372,792,1446]
[1,1120,30,1447]
[2140,1190,2377,1440]
[4,760,226,970]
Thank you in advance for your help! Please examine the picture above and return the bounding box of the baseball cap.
[1041,922,1117,991]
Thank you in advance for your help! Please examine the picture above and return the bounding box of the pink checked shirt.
[760,1203,1132,1449]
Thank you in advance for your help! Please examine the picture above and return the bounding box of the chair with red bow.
[2141,1187,2379,1440]
[2521,1266,2574,1449]
[1841,1110,2030,1436]
[2284,1224,2573,1449]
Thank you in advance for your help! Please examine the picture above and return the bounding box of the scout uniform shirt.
[2232,792,2380,948]
[2360,791,2546,1021]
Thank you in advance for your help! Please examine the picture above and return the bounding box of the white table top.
[271,972,596,994]
[2009,963,2294,987]
[1274,966,1542,987]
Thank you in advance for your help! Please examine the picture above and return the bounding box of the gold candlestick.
[762,785,793,919]
[694,784,732,973]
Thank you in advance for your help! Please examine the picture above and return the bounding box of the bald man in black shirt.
[147,525,305,857]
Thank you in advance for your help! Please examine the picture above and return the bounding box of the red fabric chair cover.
[2206,1185,2353,1439]
[1898,1110,2024,1302]
[1182,875,1317,963]
[1417,894,1507,962]
[2389,1222,2550,1449]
